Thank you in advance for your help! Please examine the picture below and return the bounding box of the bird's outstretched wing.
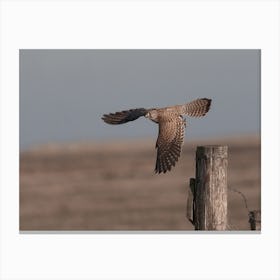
[102,108,148,124]
[155,114,185,174]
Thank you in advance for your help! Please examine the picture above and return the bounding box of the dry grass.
[20,135,260,231]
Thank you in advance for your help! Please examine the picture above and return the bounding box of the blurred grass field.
[20,135,260,231]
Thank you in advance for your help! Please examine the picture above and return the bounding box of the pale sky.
[20,49,260,150]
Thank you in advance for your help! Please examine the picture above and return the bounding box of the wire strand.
[228,187,250,212]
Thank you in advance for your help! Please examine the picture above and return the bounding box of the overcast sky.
[20,49,260,150]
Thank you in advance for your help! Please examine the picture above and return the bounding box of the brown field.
[20,135,260,231]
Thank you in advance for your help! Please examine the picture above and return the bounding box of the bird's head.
[145,110,158,122]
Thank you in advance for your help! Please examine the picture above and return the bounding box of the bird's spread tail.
[183,98,212,117]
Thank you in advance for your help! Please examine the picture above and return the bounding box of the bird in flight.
[102,98,211,174]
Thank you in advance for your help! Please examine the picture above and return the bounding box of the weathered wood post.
[249,210,261,230]
[194,145,228,230]
[186,178,196,225]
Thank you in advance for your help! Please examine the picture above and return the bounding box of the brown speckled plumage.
[102,98,211,174]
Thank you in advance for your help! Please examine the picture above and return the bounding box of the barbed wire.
[228,187,261,230]
[228,186,250,212]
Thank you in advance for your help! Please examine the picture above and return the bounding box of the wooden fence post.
[186,178,196,225]
[194,145,228,230]
[249,210,261,230]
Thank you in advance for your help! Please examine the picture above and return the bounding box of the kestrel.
[102,98,211,174]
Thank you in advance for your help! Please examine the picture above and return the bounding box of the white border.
[1,1,279,279]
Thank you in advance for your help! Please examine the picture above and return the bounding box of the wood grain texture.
[195,146,228,230]
[186,178,196,225]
